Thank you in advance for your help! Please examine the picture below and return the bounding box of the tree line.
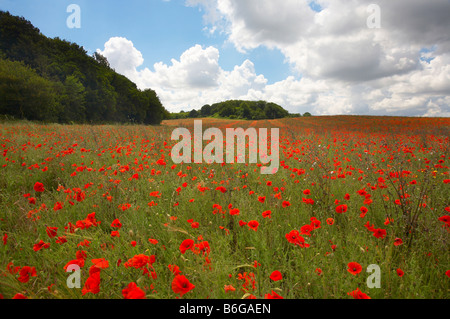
[170,100,303,120]
[0,11,169,124]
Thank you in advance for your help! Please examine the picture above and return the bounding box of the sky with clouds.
[1,0,449,116]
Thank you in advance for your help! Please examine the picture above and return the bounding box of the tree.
[200,104,212,117]
[0,58,59,122]
[303,112,312,117]
[0,11,170,125]
[59,74,86,123]
[189,109,199,118]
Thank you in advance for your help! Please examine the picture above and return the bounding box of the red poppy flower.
[33,182,45,192]
[360,206,368,218]
[282,200,291,208]
[347,288,370,299]
[269,270,282,281]
[285,230,308,247]
[396,268,404,277]
[172,275,195,297]
[262,210,272,218]
[111,230,120,237]
[300,224,313,236]
[168,264,181,276]
[224,285,236,293]
[438,215,450,227]
[82,271,100,295]
[46,226,58,238]
[179,239,194,254]
[53,202,63,211]
[347,262,362,275]
[258,196,266,203]
[303,189,311,195]
[90,258,109,274]
[190,222,199,229]
[229,208,240,215]
[336,204,348,214]
[373,228,387,239]
[265,290,283,299]
[394,238,403,246]
[17,266,37,283]
[248,220,259,231]
[326,218,334,225]
[56,236,67,245]
[33,240,50,252]
[111,218,122,228]
[122,282,146,299]
[215,186,227,193]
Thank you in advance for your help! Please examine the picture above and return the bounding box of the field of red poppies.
[0,116,449,299]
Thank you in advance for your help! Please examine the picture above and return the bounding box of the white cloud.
[96,37,144,80]
[97,0,450,117]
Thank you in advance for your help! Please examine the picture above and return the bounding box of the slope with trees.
[0,11,169,124]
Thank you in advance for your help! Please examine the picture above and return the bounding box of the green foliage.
[0,58,60,122]
[171,100,291,120]
[0,11,168,125]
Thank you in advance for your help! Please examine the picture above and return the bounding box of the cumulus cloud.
[98,0,450,117]
[97,37,144,80]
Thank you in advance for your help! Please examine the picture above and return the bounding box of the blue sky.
[0,0,290,83]
[1,0,449,117]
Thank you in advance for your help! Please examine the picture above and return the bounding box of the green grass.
[0,118,449,299]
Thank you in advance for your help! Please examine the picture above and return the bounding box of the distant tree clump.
[0,11,169,124]
[170,100,291,120]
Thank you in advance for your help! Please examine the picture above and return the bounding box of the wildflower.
[172,275,195,297]
[111,218,122,228]
[224,285,236,293]
[33,182,45,192]
[347,288,370,299]
[336,204,348,214]
[285,230,309,247]
[18,266,37,283]
[262,210,272,218]
[269,270,282,281]
[179,239,194,254]
[122,282,146,299]
[82,271,100,295]
[46,226,58,238]
[248,220,259,231]
[265,290,283,299]
[372,228,387,239]
[33,240,50,252]
[360,206,368,218]
[394,238,403,246]
[347,262,363,275]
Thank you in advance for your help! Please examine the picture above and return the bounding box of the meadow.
[0,116,449,299]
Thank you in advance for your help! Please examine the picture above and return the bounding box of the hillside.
[0,11,169,124]
[170,99,299,120]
